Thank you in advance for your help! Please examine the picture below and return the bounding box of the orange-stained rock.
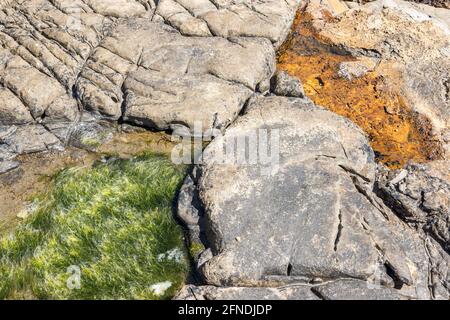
[277,7,444,168]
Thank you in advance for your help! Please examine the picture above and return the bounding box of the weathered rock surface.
[154,0,302,48]
[376,161,450,253]
[0,159,19,174]
[178,172,205,245]
[354,0,450,9]
[270,70,305,97]
[77,19,275,132]
[0,0,448,301]
[0,124,62,155]
[0,0,153,168]
[305,0,450,158]
[178,96,449,299]
[1,0,299,168]
[309,278,409,300]
[175,284,320,300]
[337,57,379,80]
[0,0,150,124]
[175,278,411,300]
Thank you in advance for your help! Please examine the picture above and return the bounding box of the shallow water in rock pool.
[0,130,175,234]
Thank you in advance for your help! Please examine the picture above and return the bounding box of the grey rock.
[178,174,201,227]
[174,284,320,300]
[0,125,17,142]
[197,248,213,269]
[44,122,76,143]
[376,161,450,253]
[0,87,34,125]
[120,123,148,134]
[0,124,62,154]
[337,57,379,80]
[311,279,409,300]
[306,0,450,157]
[77,19,275,133]
[0,160,19,174]
[270,70,305,97]
[174,278,411,300]
[0,144,15,161]
[155,0,213,37]
[0,0,447,301]
[154,0,302,48]
[177,173,204,244]
[0,0,152,157]
[184,96,448,299]
[80,0,149,17]
[0,0,296,155]
[256,78,271,95]
[349,0,450,9]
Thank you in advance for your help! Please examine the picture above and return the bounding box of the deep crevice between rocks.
[384,262,405,290]
[286,263,293,276]
[333,209,343,252]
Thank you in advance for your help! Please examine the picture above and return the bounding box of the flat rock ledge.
[177,96,449,300]
[0,0,301,172]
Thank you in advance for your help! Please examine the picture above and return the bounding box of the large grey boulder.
[178,96,449,299]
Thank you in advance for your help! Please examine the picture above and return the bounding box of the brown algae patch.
[277,10,442,169]
[0,130,176,234]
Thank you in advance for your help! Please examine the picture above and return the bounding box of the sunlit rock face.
[76,19,275,131]
[0,0,153,168]
[294,0,450,161]
[0,0,297,167]
[277,6,445,168]
[154,0,302,48]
